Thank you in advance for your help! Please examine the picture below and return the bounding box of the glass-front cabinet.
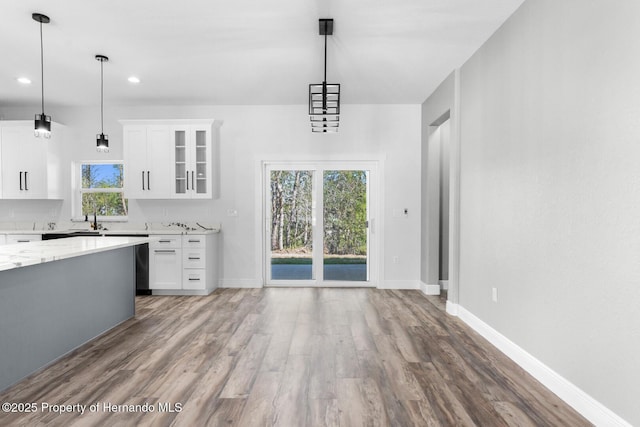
[172,125,211,198]
[121,119,221,200]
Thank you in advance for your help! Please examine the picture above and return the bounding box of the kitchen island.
[0,236,148,392]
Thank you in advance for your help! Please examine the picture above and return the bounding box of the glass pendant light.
[33,13,51,138]
[96,54,109,152]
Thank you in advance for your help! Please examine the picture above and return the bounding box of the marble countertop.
[0,228,220,236]
[0,236,149,272]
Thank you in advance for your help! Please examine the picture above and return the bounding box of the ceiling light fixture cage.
[32,12,51,138]
[95,54,109,152]
[309,18,340,133]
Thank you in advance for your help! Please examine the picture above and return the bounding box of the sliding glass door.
[269,169,315,281]
[265,163,374,287]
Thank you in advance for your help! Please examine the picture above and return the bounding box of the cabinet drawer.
[183,248,206,269]
[150,235,181,249]
[182,235,206,248]
[6,234,42,244]
[183,269,206,290]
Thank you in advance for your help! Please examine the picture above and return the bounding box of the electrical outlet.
[492,287,498,303]
[227,209,238,217]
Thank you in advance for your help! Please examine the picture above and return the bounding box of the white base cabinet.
[149,235,182,290]
[149,233,219,295]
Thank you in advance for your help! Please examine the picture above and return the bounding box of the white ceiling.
[0,0,525,108]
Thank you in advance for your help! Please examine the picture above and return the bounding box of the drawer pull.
[188,278,201,281]
[158,239,172,243]
[188,257,200,260]
[188,239,201,243]
[154,249,175,253]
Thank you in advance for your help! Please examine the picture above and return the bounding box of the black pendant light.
[95,54,109,152]
[32,13,51,138]
[309,18,340,133]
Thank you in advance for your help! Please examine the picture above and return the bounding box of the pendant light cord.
[39,21,45,115]
[100,60,104,134]
[323,30,327,83]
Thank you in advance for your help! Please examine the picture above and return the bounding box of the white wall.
[0,104,422,288]
[444,0,640,424]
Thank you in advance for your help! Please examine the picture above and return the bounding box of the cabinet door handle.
[188,256,200,260]
[188,239,200,243]
[188,278,201,281]
[24,171,28,191]
[142,171,145,190]
[147,171,150,191]
[158,239,172,243]
[191,171,195,191]
[154,249,175,253]
[19,172,23,190]
[17,240,30,243]
[186,171,189,190]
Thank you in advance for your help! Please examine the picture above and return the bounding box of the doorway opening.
[422,116,451,293]
[264,162,377,287]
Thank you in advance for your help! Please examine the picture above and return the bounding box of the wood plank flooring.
[0,288,591,426]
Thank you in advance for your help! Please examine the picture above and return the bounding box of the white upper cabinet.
[171,124,212,199]
[122,119,221,200]
[122,123,173,199]
[0,121,63,200]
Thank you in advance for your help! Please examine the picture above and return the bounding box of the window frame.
[72,160,128,222]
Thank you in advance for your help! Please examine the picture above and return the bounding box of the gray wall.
[438,0,640,424]
[421,71,461,300]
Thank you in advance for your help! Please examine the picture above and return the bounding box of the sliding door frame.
[262,160,379,288]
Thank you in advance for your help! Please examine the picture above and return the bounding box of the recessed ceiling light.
[17,77,31,85]
[127,76,140,84]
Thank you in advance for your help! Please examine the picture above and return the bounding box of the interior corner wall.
[0,104,422,289]
[421,71,460,302]
[457,0,640,424]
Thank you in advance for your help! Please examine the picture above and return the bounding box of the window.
[75,162,128,220]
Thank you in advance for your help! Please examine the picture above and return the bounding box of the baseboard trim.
[446,300,459,316]
[457,305,632,427]
[438,279,449,290]
[419,281,441,295]
[219,279,263,289]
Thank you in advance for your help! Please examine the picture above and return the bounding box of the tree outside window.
[80,163,128,218]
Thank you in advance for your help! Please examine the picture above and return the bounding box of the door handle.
[19,171,23,190]
[191,171,194,191]
[147,171,150,191]
[186,171,189,190]
[142,171,145,190]
[24,171,28,191]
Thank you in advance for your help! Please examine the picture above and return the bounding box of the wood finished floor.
[0,288,590,427]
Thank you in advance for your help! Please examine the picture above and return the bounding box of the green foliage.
[81,164,128,217]
[270,170,367,256]
[323,170,367,255]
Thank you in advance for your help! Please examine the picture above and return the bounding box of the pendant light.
[95,54,109,152]
[32,13,51,138]
[309,18,340,133]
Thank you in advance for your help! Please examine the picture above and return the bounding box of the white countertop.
[0,236,149,272]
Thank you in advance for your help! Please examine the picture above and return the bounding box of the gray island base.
[0,237,147,392]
